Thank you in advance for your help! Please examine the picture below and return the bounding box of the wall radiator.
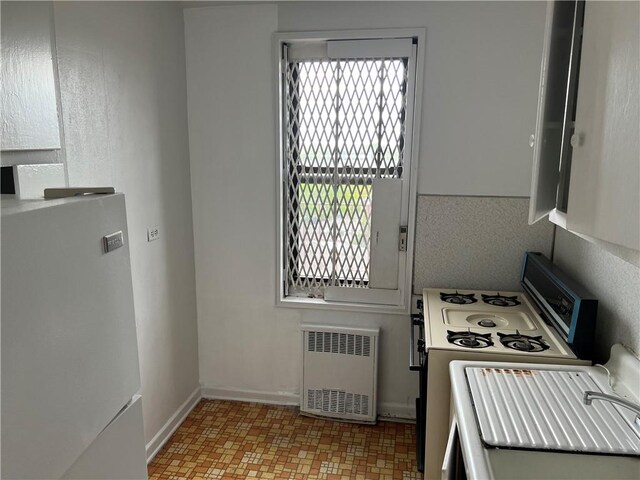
[300,325,379,424]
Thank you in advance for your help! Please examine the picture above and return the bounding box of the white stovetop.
[449,344,640,480]
[423,288,576,359]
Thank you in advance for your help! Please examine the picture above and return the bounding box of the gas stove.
[424,288,576,359]
[410,253,598,479]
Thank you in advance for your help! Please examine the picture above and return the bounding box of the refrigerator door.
[1,194,142,479]
[61,395,148,480]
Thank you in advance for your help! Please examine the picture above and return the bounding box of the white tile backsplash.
[412,195,554,293]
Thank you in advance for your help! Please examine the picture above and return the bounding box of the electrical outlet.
[147,226,160,242]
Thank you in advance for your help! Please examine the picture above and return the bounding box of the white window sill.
[276,296,410,315]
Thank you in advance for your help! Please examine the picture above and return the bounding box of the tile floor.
[148,399,420,480]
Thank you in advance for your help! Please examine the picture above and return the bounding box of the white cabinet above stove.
[529,1,639,262]
[565,1,639,254]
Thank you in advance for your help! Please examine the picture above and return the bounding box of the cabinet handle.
[529,134,535,148]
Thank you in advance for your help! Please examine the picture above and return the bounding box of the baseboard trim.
[146,386,201,464]
[377,402,416,422]
[201,386,299,406]
[201,387,415,422]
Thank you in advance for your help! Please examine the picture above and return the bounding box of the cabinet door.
[567,1,639,251]
[529,1,581,224]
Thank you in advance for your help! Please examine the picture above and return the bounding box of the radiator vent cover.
[301,325,379,423]
[307,389,370,417]
[307,331,371,356]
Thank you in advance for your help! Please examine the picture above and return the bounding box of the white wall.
[51,1,200,445]
[185,3,304,407]
[185,4,417,416]
[185,2,548,418]
[553,229,640,362]
[278,1,547,196]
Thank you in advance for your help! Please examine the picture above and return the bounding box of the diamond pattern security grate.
[284,56,408,297]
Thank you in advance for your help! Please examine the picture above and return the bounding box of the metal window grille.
[283,53,409,297]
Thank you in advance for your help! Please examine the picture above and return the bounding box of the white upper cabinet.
[529,2,580,224]
[530,1,639,254]
[1,2,61,151]
[529,0,583,225]
[566,1,639,252]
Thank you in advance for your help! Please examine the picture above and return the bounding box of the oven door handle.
[410,314,425,371]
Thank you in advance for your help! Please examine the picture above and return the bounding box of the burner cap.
[459,336,480,347]
[482,293,521,307]
[441,291,478,305]
[447,330,493,349]
[478,319,497,328]
[512,339,534,351]
[498,331,549,352]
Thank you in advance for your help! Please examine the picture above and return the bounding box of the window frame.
[274,28,425,315]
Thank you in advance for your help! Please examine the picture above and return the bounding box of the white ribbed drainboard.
[466,367,640,456]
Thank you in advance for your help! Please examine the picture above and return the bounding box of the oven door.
[410,314,427,472]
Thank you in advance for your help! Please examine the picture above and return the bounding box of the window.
[276,31,423,311]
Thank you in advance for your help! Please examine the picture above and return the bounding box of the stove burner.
[498,331,549,352]
[440,291,478,305]
[477,319,497,328]
[482,293,521,307]
[447,330,493,349]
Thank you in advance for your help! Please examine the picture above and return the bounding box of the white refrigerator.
[1,193,147,480]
